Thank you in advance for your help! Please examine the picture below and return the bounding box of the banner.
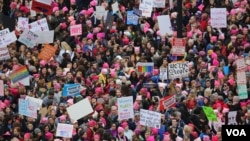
[168,61,189,79]
[136,62,154,73]
[31,0,53,15]
[159,95,176,111]
[70,24,82,36]
[0,32,17,48]
[159,68,168,80]
[18,30,39,48]
[0,47,10,60]
[38,44,57,61]
[171,38,186,56]
[211,8,227,28]
[153,0,165,8]
[9,66,29,83]
[62,84,81,96]
[56,123,74,138]
[140,109,161,129]
[28,18,49,32]
[18,99,38,118]
[117,96,134,120]
[67,98,94,121]
[127,11,139,25]
[238,84,248,99]
[139,0,153,17]
[17,17,29,30]
[202,106,217,121]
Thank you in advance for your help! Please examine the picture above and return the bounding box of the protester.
[0,0,249,141]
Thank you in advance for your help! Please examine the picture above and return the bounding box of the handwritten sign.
[236,57,246,70]
[18,99,38,118]
[62,84,81,97]
[56,123,74,138]
[38,44,57,61]
[202,106,217,121]
[159,68,168,80]
[139,0,153,17]
[18,30,39,48]
[95,6,106,20]
[25,96,43,110]
[0,32,17,48]
[127,11,139,25]
[140,109,161,129]
[237,70,246,84]
[0,47,10,60]
[238,84,248,99]
[228,111,237,125]
[70,24,82,36]
[36,30,54,44]
[117,96,134,120]
[28,18,49,32]
[0,28,10,38]
[168,61,189,79]
[133,8,142,17]
[211,8,227,28]
[0,80,3,96]
[153,0,165,8]
[171,38,186,56]
[18,17,29,30]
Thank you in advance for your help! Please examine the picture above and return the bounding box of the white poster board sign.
[18,30,39,48]
[56,123,74,138]
[36,30,54,44]
[168,61,189,79]
[228,111,237,125]
[139,0,153,17]
[140,109,161,129]
[211,8,227,28]
[117,96,134,120]
[157,15,173,35]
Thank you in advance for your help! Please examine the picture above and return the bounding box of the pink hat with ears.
[187,31,193,38]
[218,71,224,79]
[90,0,98,6]
[212,135,219,141]
[59,115,67,121]
[10,2,17,9]
[212,59,219,66]
[211,52,217,59]
[40,60,46,66]
[80,10,86,15]
[93,27,101,33]
[62,6,68,12]
[219,34,225,40]
[87,33,94,39]
[228,53,235,60]
[231,29,238,35]
[53,6,59,12]
[52,2,59,7]
[40,117,48,124]
[122,37,130,45]
[70,20,76,26]
[214,80,220,87]
[120,6,126,11]
[147,136,155,141]
[67,99,74,105]
[60,22,67,29]
[211,36,217,42]
[71,0,76,3]
[102,63,109,68]
[24,133,31,139]
[45,132,53,140]
[203,135,210,141]
[230,9,236,15]
[86,20,92,26]
[0,102,6,109]
[156,30,161,36]
[153,69,159,75]
[118,127,124,133]
[244,43,250,48]
[97,32,105,38]
[228,78,235,86]
[133,102,140,110]
[152,128,158,135]
[54,83,61,89]
[3,100,10,107]
[94,134,100,140]
[240,102,247,107]
[87,7,94,15]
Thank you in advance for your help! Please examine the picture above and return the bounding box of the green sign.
[202,106,217,121]
[238,84,248,100]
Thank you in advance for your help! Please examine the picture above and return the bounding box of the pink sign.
[70,24,82,36]
[0,80,3,96]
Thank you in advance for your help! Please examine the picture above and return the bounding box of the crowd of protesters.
[0,0,250,141]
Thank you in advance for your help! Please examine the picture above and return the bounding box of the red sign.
[31,0,53,15]
[159,95,176,111]
[171,38,186,56]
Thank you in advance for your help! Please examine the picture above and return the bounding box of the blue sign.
[127,11,139,25]
[62,84,81,97]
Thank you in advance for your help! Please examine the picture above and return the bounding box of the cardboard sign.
[70,24,82,36]
[140,109,161,129]
[136,62,154,73]
[28,18,49,32]
[168,61,189,79]
[237,70,247,84]
[157,15,173,35]
[159,68,168,80]
[31,0,53,15]
[38,44,57,61]
[171,38,186,56]
[238,84,248,100]
[36,30,54,44]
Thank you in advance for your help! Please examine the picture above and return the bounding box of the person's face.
[111,124,116,130]
[150,47,155,53]
[27,124,33,130]
[67,72,73,79]
[42,68,47,74]
[91,99,97,106]
[87,39,93,45]
[13,128,19,135]
[172,119,177,127]
[116,90,122,97]
[112,107,117,115]
[145,132,150,139]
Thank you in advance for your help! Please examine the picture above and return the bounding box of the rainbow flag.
[9,66,29,83]
[136,62,154,73]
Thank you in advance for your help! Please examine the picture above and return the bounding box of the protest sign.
[28,18,49,32]
[112,2,119,13]
[36,30,54,44]
[159,95,176,111]
[139,0,153,17]
[211,8,227,28]
[18,99,38,118]
[202,106,217,121]
[133,8,142,17]
[38,44,57,61]
[31,0,53,15]
[171,38,186,56]
[140,109,161,129]
[153,0,165,8]
[0,80,3,96]
[127,11,139,25]
[56,123,74,138]
[95,6,107,20]
[238,84,248,99]
[18,17,29,30]
[9,66,29,83]
[0,47,10,60]
[143,83,157,88]
[228,111,237,125]
[67,98,94,121]
[136,62,154,73]
[168,61,189,79]
[237,70,246,84]
[70,24,82,36]
[159,68,168,80]
[236,57,246,71]
[0,28,10,38]
[18,30,39,48]
[62,84,81,97]
[157,15,173,36]
[117,96,134,120]
[25,96,43,110]
[0,32,17,48]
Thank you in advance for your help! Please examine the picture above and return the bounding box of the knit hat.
[118,127,124,133]
[34,128,41,134]
[45,132,53,140]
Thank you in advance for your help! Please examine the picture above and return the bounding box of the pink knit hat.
[102,63,109,68]
[88,120,97,127]
[118,127,124,133]
[59,115,66,121]
[45,132,53,140]
[24,133,31,139]
[147,136,155,141]
[90,0,98,6]
[62,6,68,12]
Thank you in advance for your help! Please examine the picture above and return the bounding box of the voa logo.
[226,129,247,136]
